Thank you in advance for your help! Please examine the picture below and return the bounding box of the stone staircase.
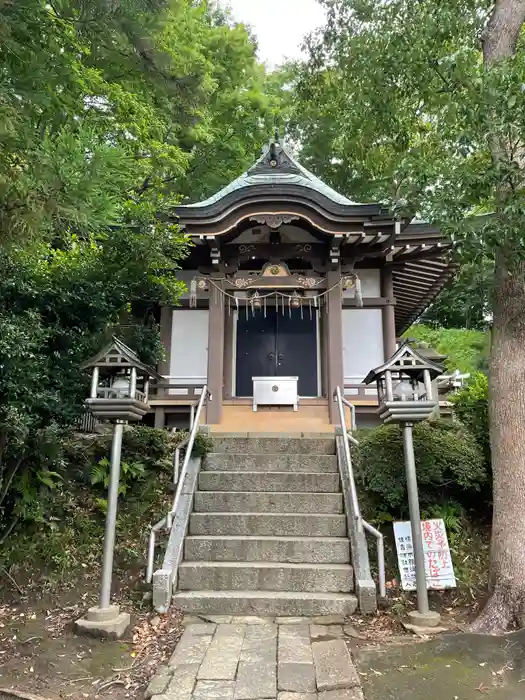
[172,435,358,616]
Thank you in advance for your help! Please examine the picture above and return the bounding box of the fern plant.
[91,457,146,496]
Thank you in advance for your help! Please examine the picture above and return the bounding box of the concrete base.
[407,610,441,628]
[75,605,130,639]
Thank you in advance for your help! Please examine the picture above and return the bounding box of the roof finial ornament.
[269,129,279,165]
[274,126,280,144]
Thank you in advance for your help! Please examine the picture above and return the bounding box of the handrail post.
[363,520,387,599]
[377,533,386,599]
[147,529,156,584]
[174,448,180,485]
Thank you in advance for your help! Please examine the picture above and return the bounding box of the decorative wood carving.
[247,141,302,176]
[250,214,299,229]
[230,262,325,290]
[297,276,324,289]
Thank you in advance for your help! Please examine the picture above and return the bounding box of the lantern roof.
[362,341,445,385]
[80,336,161,379]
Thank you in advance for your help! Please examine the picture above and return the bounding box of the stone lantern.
[363,342,444,627]
[76,337,160,638]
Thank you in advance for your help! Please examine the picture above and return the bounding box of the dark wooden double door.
[236,307,318,397]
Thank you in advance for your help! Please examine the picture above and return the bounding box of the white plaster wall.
[169,310,209,384]
[342,269,381,299]
[343,309,384,384]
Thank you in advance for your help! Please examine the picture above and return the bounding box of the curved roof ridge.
[180,138,369,209]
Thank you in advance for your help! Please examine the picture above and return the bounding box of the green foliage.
[404,324,489,375]
[420,259,493,331]
[355,420,488,517]
[191,431,214,458]
[452,373,490,467]
[421,502,465,543]
[65,425,180,483]
[0,1,285,535]
[91,457,146,495]
[292,0,525,266]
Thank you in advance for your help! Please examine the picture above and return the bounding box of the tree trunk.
[470,0,525,633]
[471,255,525,633]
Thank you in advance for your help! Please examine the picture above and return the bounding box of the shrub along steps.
[172,435,357,616]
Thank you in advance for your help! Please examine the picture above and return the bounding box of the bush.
[192,431,214,458]
[354,419,488,518]
[452,372,490,466]
[64,425,181,489]
[65,426,213,494]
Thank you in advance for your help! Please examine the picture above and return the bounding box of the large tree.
[0,0,281,241]
[0,0,284,533]
[293,0,525,631]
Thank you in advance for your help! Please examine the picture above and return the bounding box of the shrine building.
[150,137,454,432]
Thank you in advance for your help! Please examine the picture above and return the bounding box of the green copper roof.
[181,139,366,208]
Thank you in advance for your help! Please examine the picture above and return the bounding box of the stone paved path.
[145,616,364,700]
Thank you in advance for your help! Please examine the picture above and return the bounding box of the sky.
[224,0,327,66]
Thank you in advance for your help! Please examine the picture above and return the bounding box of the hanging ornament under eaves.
[189,278,198,309]
[250,291,262,314]
[290,291,301,309]
[342,273,364,308]
[289,291,301,317]
[354,275,363,307]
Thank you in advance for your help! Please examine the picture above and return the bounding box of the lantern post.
[363,342,444,627]
[75,337,160,638]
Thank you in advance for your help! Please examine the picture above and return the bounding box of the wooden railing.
[343,383,379,402]
[95,387,146,402]
[149,380,206,402]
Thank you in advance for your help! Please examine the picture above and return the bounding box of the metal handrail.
[146,386,210,583]
[334,387,386,599]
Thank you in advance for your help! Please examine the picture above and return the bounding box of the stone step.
[204,453,338,473]
[189,513,347,537]
[193,491,343,514]
[178,561,354,593]
[199,471,340,493]
[172,590,358,616]
[184,535,351,564]
[211,436,335,455]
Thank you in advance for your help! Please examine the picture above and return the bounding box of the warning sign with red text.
[393,519,457,591]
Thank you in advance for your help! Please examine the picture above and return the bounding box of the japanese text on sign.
[393,519,456,591]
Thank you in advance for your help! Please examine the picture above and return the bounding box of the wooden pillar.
[206,288,225,424]
[381,267,397,359]
[326,269,344,424]
[223,306,234,400]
